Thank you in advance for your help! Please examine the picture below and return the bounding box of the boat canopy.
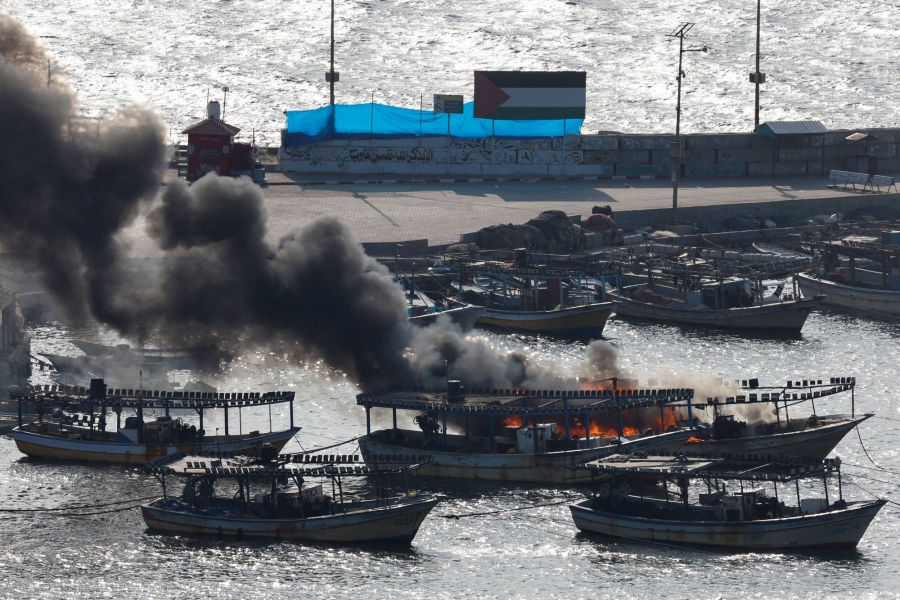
[356,384,694,417]
[15,383,295,410]
[146,451,427,478]
[577,454,842,483]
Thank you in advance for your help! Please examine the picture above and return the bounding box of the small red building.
[182,101,241,182]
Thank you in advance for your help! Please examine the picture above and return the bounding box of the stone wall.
[279,128,900,178]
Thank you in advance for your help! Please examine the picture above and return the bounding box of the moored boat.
[797,272,900,317]
[141,451,440,544]
[676,376,867,462]
[11,379,300,464]
[569,455,886,550]
[610,279,823,331]
[477,301,616,337]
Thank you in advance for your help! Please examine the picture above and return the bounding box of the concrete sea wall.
[279,128,900,178]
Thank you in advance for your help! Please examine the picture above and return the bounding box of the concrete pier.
[122,170,900,257]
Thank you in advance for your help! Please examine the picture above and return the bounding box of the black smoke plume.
[0,16,618,389]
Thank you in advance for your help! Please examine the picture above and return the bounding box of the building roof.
[181,118,241,136]
[846,132,878,142]
[755,121,827,137]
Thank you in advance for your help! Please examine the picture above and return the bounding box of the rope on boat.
[0,495,159,513]
[855,425,883,471]
[844,479,900,511]
[440,498,574,519]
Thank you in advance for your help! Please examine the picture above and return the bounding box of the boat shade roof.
[356,385,694,415]
[578,454,842,482]
[147,452,427,477]
[14,386,295,409]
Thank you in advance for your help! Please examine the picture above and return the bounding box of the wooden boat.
[477,301,616,336]
[356,383,698,484]
[797,272,900,317]
[682,376,866,462]
[40,352,169,379]
[451,261,619,336]
[141,451,440,544]
[570,455,886,550]
[687,414,871,460]
[610,279,823,331]
[10,379,300,464]
[70,341,232,371]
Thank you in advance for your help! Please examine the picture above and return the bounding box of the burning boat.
[570,455,886,550]
[356,381,697,484]
[683,376,869,462]
[11,379,299,463]
[141,450,440,544]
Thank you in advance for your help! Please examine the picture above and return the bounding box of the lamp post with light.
[667,23,708,223]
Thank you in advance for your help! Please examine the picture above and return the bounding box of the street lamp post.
[667,23,707,224]
[751,0,766,130]
[325,0,341,106]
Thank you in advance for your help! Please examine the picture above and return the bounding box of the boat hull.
[11,427,299,464]
[141,496,440,543]
[797,273,900,317]
[477,302,616,336]
[612,295,822,331]
[409,305,485,332]
[684,416,870,461]
[570,499,886,550]
[360,428,693,484]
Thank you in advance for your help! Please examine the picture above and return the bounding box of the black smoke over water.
[0,16,620,390]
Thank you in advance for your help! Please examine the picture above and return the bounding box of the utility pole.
[751,0,766,130]
[667,23,707,224]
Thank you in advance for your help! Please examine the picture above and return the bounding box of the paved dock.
[121,170,899,256]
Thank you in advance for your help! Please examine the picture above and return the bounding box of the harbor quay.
[138,169,900,257]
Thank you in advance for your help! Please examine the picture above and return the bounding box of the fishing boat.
[797,240,900,317]
[610,277,823,331]
[404,290,485,332]
[71,340,233,370]
[452,262,619,336]
[797,273,900,317]
[569,454,886,550]
[356,382,698,484]
[667,376,868,462]
[477,302,617,336]
[141,450,440,544]
[10,379,300,464]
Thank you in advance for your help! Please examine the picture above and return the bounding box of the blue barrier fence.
[284,102,583,145]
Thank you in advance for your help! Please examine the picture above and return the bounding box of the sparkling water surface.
[4,0,900,146]
[2,308,899,599]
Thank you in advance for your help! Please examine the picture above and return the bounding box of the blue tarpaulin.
[284,102,582,145]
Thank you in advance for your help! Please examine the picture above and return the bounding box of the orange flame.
[502,416,523,427]
[685,436,705,443]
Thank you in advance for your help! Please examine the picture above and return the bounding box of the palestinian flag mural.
[474,71,586,120]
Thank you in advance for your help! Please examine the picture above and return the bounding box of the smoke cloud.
[0,16,639,392]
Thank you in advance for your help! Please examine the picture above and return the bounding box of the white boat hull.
[612,294,822,331]
[12,426,299,464]
[360,428,694,484]
[141,495,440,543]
[477,302,616,336]
[570,498,886,550]
[797,273,900,317]
[684,415,870,460]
